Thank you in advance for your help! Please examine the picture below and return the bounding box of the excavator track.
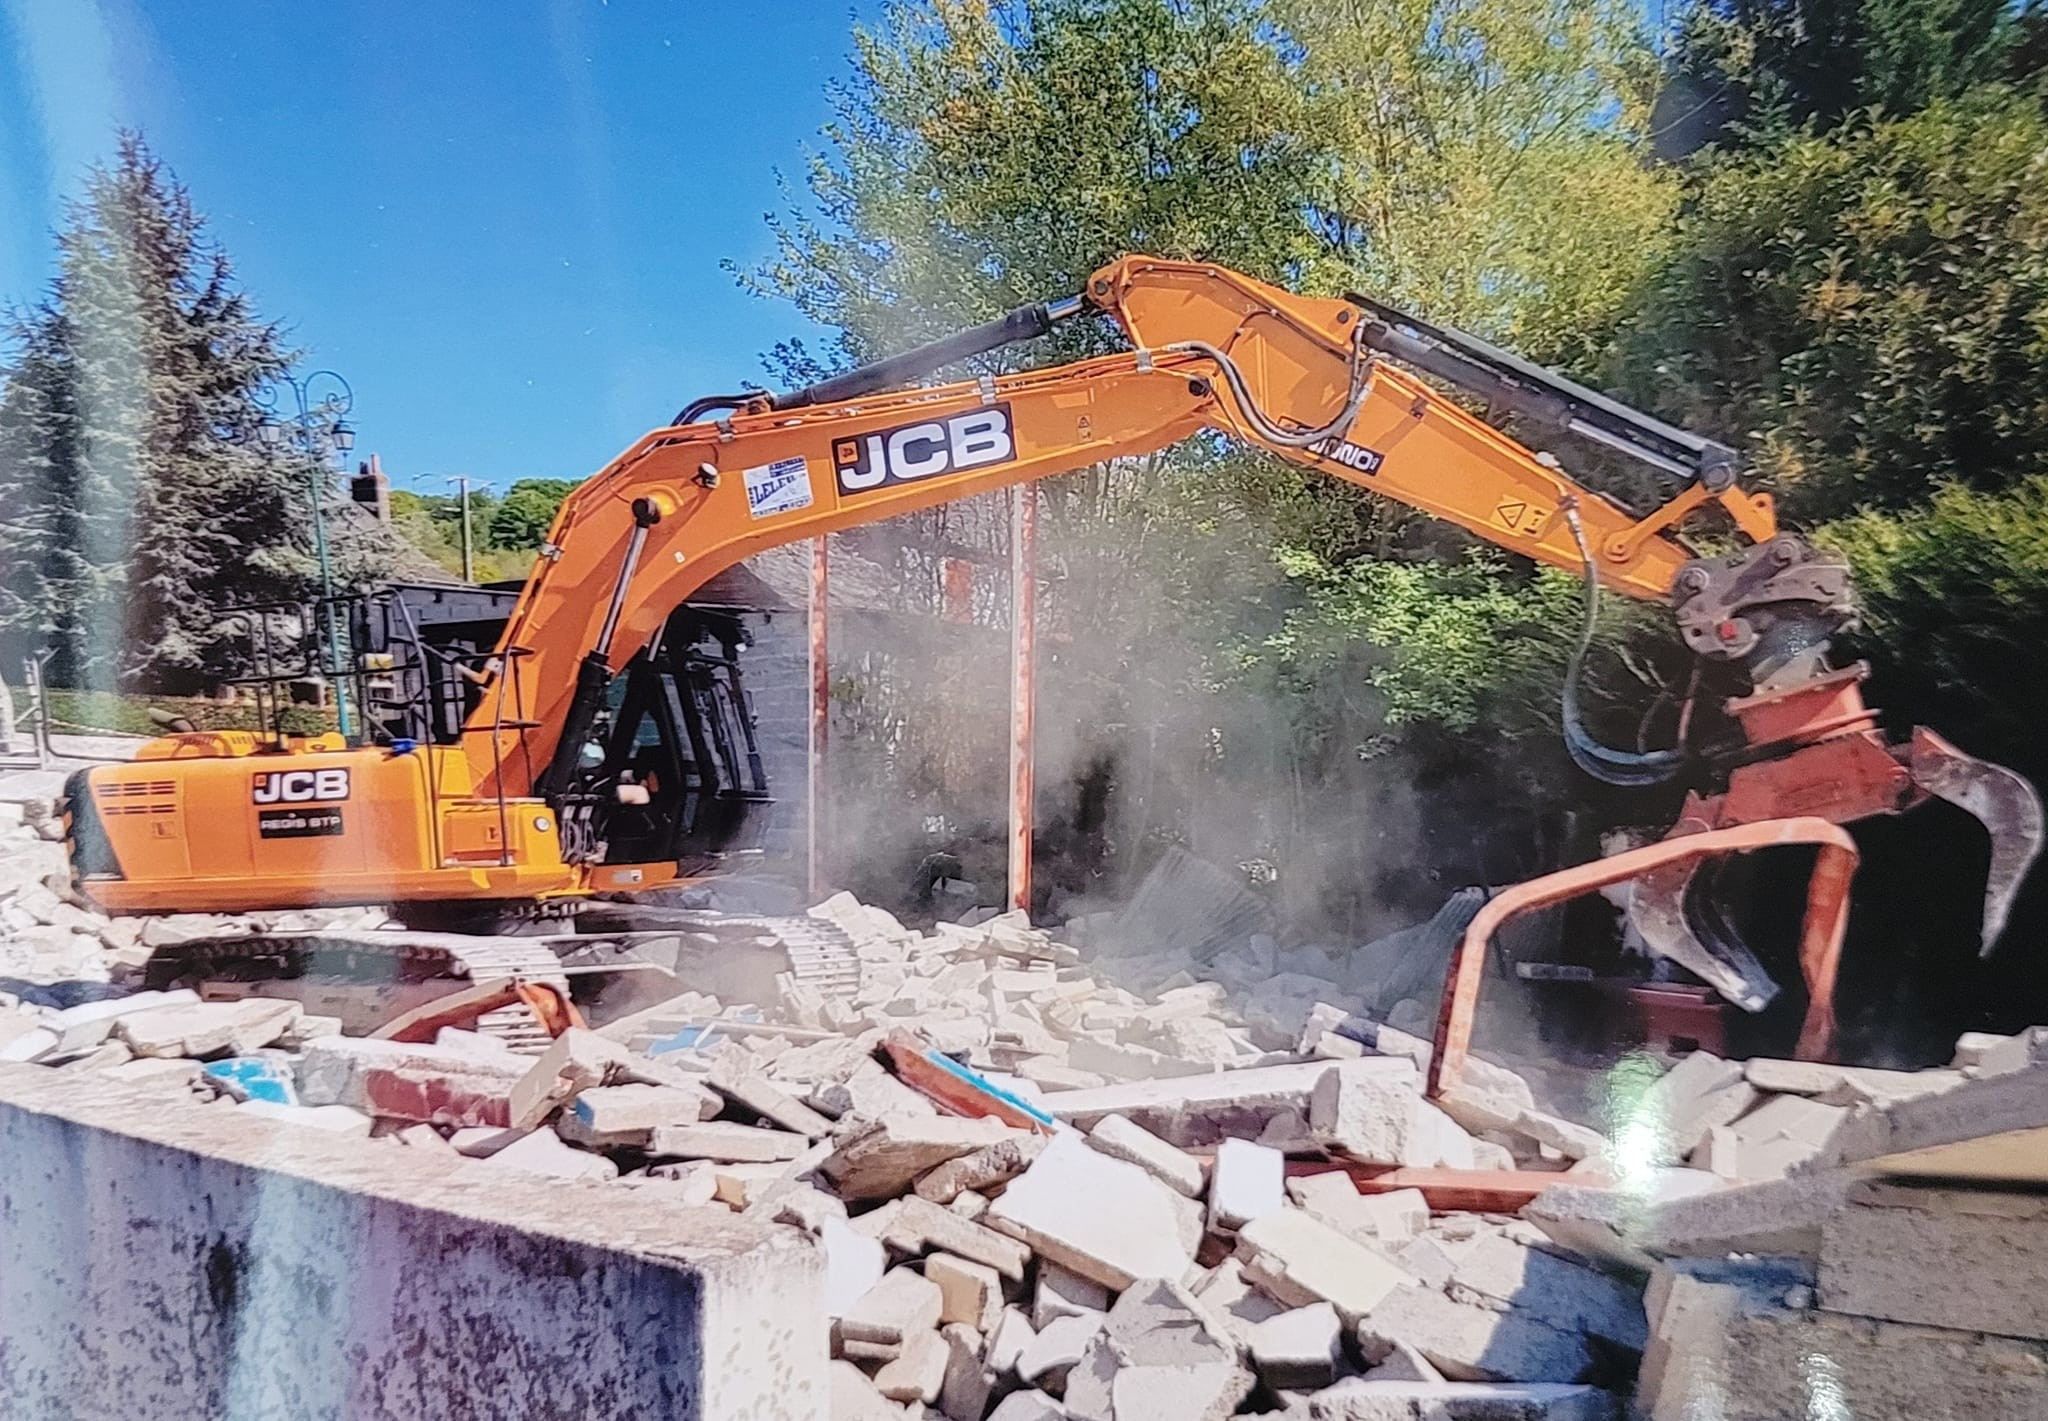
[137,910,862,1049]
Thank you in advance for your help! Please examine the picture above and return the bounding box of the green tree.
[745,0,1683,909]
[487,477,577,550]
[0,135,358,690]
[1667,0,2043,148]
[1611,89,2048,523]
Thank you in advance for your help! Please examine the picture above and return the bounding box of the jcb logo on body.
[834,404,1016,496]
[251,769,351,804]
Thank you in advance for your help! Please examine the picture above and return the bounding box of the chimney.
[350,452,391,522]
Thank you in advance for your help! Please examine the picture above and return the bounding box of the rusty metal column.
[1008,486,1037,914]
[808,536,829,902]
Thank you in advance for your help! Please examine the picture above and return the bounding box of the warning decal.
[1492,499,1548,535]
[743,456,814,519]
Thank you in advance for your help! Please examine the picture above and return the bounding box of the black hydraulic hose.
[1559,504,1687,787]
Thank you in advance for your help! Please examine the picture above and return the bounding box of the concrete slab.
[0,1061,823,1420]
[1041,1058,1416,1147]
[1832,1061,2048,1184]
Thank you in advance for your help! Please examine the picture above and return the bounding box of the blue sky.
[0,0,879,488]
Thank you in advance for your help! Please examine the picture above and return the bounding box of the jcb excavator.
[64,256,2042,1029]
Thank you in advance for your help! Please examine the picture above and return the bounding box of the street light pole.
[258,371,357,740]
[448,475,476,583]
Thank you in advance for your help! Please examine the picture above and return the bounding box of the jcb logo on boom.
[251,769,351,804]
[834,404,1016,496]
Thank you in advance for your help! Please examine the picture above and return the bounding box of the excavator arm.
[477,256,1789,804]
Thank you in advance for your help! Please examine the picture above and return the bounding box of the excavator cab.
[583,606,774,872]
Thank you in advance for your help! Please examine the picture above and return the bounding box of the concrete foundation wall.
[0,1064,825,1420]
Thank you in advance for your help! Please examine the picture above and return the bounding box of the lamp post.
[447,475,478,583]
[257,371,357,739]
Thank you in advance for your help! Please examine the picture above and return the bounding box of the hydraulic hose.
[1163,327,1373,449]
[1559,503,1687,786]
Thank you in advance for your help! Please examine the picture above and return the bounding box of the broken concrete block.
[296,1035,524,1128]
[114,998,298,1059]
[648,1120,808,1163]
[821,1216,888,1318]
[708,1061,836,1138]
[1637,1256,2048,1421]
[555,1082,719,1147]
[1637,1169,1854,1261]
[477,1127,619,1181]
[928,1252,1004,1333]
[987,1306,1038,1377]
[1307,1379,1616,1420]
[880,1197,1033,1280]
[1627,1051,1744,1162]
[1249,1303,1343,1390]
[45,989,199,1055]
[1086,1112,1205,1197]
[0,1017,56,1064]
[773,1180,850,1231]
[237,1100,373,1136]
[506,1027,628,1131]
[1951,1029,2015,1070]
[986,1131,1197,1290]
[106,1056,205,1089]
[1290,1175,1430,1248]
[1522,1171,1721,1275]
[1718,1093,1845,1180]
[1209,1137,1285,1233]
[913,1132,1049,1204]
[986,1390,1064,1421]
[1046,1058,1417,1148]
[1238,1208,1415,1321]
[1445,1233,1647,1353]
[1510,1109,1606,1163]
[842,1266,946,1351]
[1032,1261,1110,1330]
[710,1161,788,1208]
[1389,1236,1462,1293]
[634,1159,721,1206]
[1309,1066,1470,1167]
[937,1322,995,1421]
[1363,1340,1444,1385]
[823,1115,1019,1201]
[875,1328,951,1404]
[1357,1287,1592,1384]
[1016,1311,1102,1396]
[1817,1179,2048,1341]
[1743,1056,1961,1104]
[1064,1277,1253,1421]
[1961,1027,2047,1076]
[1191,1256,1288,1343]
[830,1359,901,1421]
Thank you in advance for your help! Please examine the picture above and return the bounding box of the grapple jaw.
[1908,727,2046,952]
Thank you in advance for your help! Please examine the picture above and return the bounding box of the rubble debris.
[38,820,1972,1421]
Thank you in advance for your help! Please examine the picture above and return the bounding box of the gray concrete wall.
[0,1064,825,1420]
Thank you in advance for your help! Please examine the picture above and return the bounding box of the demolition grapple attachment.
[1626,661,2044,1018]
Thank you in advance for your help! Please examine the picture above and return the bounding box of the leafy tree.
[0,135,360,690]
[487,477,577,550]
[1665,0,2043,148]
[1611,89,2048,524]
[745,0,1683,909]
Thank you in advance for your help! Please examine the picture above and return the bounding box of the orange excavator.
[64,256,2041,1027]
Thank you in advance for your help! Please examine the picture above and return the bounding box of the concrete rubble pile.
[9,787,2048,1419]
